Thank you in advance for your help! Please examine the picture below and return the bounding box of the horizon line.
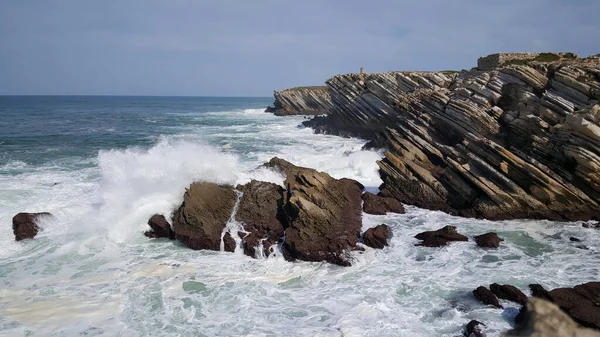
[0,94,273,98]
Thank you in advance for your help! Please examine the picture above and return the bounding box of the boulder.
[144,214,175,239]
[12,212,52,241]
[172,182,237,251]
[242,231,274,258]
[548,283,600,329]
[361,192,405,215]
[464,320,486,337]
[415,226,468,247]
[474,232,503,248]
[529,284,552,301]
[223,232,236,252]
[490,283,528,305]
[362,224,392,249]
[473,286,503,309]
[235,180,285,240]
[268,158,364,266]
[502,298,600,337]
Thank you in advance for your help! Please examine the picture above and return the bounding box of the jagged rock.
[144,214,175,240]
[415,226,468,247]
[235,180,285,241]
[473,286,503,309]
[267,158,364,266]
[12,212,52,241]
[362,224,392,249]
[474,232,503,248]
[223,232,236,252]
[464,320,486,337]
[242,232,274,258]
[265,86,333,116]
[548,283,600,329]
[502,298,600,337]
[279,54,600,221]
[361,192,405,215]
[570,237,583,242]
[490,283,528,305]
[529,284,552,301]
[172,182,237,251]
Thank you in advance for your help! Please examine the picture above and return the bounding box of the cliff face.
[303,53,600,220]
[265,86,333,116]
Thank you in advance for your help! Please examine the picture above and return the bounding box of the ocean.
[0,96,598,337]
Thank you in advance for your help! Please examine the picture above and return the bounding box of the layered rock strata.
[294,53,600,221]
[265,86,333,116]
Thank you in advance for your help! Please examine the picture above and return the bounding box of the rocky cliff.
[297,53,600,220]
[265,86,333,116]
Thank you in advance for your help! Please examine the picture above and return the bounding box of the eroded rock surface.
[415,225,468,247]
[265,86,333,116]
[362,224,392,249]
[144,214,175,239]
[362,192,405,215]
[172,182,237,251]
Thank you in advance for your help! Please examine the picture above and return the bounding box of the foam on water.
[1,104,599,337]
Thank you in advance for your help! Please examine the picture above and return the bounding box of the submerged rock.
[490,283,528,305]
[362,224,392,249]
[473,286,503,309]
[415,226,468,247]
[144,214,175,240]
[464,320,486,337]
[12,212,52,241]
[267,158,364,266]
[503,298,600,337]
[361,192,405,215]
[172,182,237,251]
[474,232,503,248]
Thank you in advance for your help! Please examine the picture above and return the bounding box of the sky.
[1,0,599,96]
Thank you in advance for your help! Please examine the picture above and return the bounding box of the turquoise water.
[0,96,598,337]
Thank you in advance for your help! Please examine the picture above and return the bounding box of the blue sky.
[1,0,598,96]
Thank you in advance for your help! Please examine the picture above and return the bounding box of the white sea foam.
[1,108,599,337]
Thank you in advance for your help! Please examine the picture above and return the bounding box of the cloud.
[0,0,598,96]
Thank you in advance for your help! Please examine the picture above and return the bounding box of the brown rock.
[12,212,52,241]
[529,284,552,301]
[415,226,468,247]
[465,320,486,337]
[362,224,392,249]
[490,283,528,305]
[242,231,274,258]
[502,298,600,337]
[172,182,237,251]
[362,192,405,215]
[474,232,503,248]
[268,158,364,266]
[223,232,236,252]
[473,286,503,309]
[144,214,174,240]
[235,180,285,240]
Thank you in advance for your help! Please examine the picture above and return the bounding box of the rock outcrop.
[172,182,237,251]
[473,286,503,309]
[361,191,405,215]
[144,214,175,239]
[503,298,600,337]
[474,232,503,248]
[267,157,364,266]
[362,224,392,249]
[490,283,528,305]
[294,53,600,221]
[265,86,333,116]
[547,282,600,329]
[414,225,468,247]
[12,212,52,241]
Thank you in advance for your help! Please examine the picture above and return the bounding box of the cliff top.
[275,86,328,93]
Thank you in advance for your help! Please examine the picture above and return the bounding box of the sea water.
[0,96,598,337]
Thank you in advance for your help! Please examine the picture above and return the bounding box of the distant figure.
[360,67,365,75]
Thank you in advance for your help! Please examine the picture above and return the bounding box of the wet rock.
[362,224,392,249]
[172,182,237,251]
[144,214,175,240]
[235,180,285,240]
[241,232,275,258]
[474,232,503,248]
[570,237,582,242]
[529,284,552,301]
[548,283,600,329]
[361,192,405,215]
[502,298,600,337]
[12,212,52,241]
[464,320,486,337]
[473,286,503,309]
[415,226,468,247]
[223,232,236,252]
[268,158,364,266]
[583,222,600,229]
[490,283,528,305]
